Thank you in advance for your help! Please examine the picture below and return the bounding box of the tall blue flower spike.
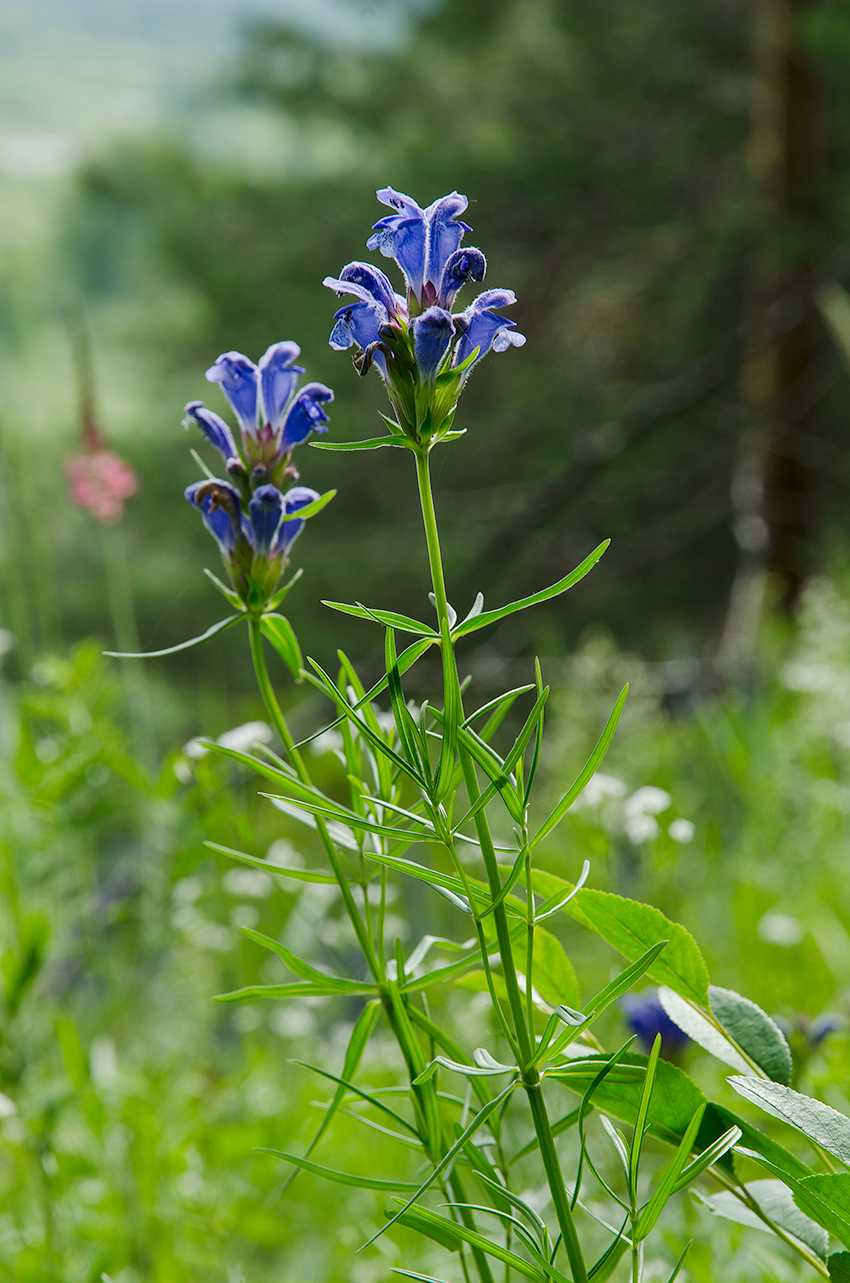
[324,187,525,446]
[184,340,332,605]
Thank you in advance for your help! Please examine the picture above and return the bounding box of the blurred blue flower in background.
[621,989,690,1062]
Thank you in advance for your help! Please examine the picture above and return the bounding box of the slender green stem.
[526,1074,589,1283]
[414,447,588,1283]
[248,616,381,980]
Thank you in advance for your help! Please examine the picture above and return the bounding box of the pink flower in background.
[64,448,140,523]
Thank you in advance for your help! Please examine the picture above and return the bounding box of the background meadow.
[1,0,850,1279]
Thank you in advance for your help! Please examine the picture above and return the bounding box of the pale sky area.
[0,0,414,176]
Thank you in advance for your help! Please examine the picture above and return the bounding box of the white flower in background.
[624,786,671,843]
[217,721,272,752]
[222,867,275,897]
[310,727,344,756]
[570,771,627,809]
[758,912,805,947]
[625,813,660,843]
[183,721,272,759]
[668,818,695,843]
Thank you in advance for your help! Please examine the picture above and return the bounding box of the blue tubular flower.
[205,352,259,438]
[325,186,527,443]
[258,342,305,429]
[336,262,401,317]
[424,193,471,298]
[411,308,455,381]
[273,486,320,556]
[248,483,285,555]
[439,247,487,309]
[367,188,471,308]
[183,401,238,464]
[453,288,527,369]
[185,479,246,555]
[329,299,388,354]
[279,383,334,452]
[368,187,428,300]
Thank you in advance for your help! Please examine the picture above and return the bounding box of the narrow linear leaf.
[203,567,242,607]
[281,999,381,1194]
[362,1083,517,1253]
[322,600,438,637]
[386,1200,570,1283]
[635,1104,706,1240]
[214,981,375,1001]
[452,541,610,637]
[204,840,337,883]
[289,488,336,520]
[260,1150,418,1191]
[530,684,628,850]
[312,435,409,450]
[290,1061,421,1137]
[104,613,242,659]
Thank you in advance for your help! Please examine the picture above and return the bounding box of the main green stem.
[250,619,495,1282]
[415,448,588,1283]
[248,616,381,980]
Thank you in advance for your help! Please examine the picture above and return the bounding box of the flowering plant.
[117,189,850,1283]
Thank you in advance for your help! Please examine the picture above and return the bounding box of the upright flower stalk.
[116,187,835,1283]
[329,188,587,1282]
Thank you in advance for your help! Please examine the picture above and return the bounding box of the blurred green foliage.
[0,585,848,1279]
[51,0,850,681]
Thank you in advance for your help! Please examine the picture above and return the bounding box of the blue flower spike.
[184,339,333,607]
[325,186,526,446]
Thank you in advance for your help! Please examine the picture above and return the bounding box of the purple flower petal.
[258,342,305,429]
[183,401,238,463]
[279,382,334,453]
[205,352,259,438]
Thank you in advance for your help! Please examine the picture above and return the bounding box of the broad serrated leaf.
[452,541,610,638]
[658,987,752,1075]
[555,1053,706,1147]
[531,928,580,1010]
[709,986,792,1085]
[530,870,709,1006]
[729,1078,850,1165]
[828,1251,850,1280]
[260,613,303,678]
[696,1180,829,1257]
[734,1151,850,1249]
